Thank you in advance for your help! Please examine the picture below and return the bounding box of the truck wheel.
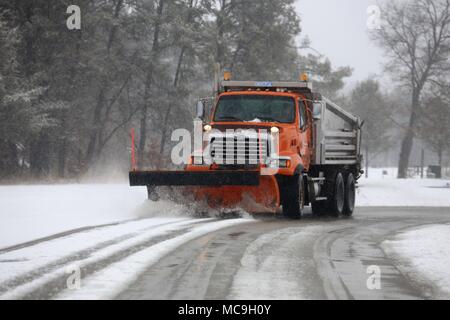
[282,175,304,219]
[343,173,356,216]
[147,186,160,201]
[311,201,328,216]
[329,172,345,217]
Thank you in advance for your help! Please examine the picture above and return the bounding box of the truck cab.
[190,80,319,174]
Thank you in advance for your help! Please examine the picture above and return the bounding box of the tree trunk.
[397,90,420,178]
[57,136,67,178]
[0,140,20,178]
[84,0,123,170]
[438,147,443,167]
[158,0,196,168]
[85,86,106,167]
[365,146,369,179]
[138,0,165,167]
[30,131,50,178]
[158,46,186,165]
[216,0,227,68]
[138,87,148,165]
[57,109,68,178]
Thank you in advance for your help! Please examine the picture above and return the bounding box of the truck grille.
[210,136,269,165]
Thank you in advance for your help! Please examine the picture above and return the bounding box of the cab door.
[298,98,312,168]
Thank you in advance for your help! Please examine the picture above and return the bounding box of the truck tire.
[329,172,345,217]
[282,175,304,219]
[343,173,356,216]
[147,186,160,201]
[311,175,330,216]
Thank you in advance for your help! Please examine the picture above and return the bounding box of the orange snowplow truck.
[130,74,363,219]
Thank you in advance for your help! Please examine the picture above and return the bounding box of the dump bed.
[312,97,362,166]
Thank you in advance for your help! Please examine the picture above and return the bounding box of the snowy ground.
[383,224,450,299]
[0,184,189,248]
[357,168,450,207]
[0,173,449,299]
[1,169,449,248]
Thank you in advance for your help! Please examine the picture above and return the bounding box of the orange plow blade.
[192,175,280,213]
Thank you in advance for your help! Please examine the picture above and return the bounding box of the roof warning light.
[300,73,309,82]
[224,71,232,81]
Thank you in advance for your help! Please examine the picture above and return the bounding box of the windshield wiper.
[216,116,243,121]
[255,116,278,122]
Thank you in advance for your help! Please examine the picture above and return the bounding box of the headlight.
[191,155,203,165]
[278,159,291,168]
[203,125,212,132]
[270,127,279,134]
[269,157,291,168]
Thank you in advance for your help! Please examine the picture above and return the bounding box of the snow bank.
[0,184,181,249]
[383,224,450,299]
[357,168,450,207]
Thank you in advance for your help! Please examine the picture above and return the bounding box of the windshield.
[214,95,295,123]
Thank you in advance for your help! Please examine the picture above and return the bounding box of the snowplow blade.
[193,175,280,213]
[129,170,280,213]
[129,170,260,187]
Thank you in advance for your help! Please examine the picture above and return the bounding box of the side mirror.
[312,102,323,120]
[196,100,205,120]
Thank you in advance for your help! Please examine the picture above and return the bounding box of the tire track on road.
[0,220,137,254]
[0,218,211,299]
[312,217,449,299]
[116,208,450,300]
[56,218,253,300]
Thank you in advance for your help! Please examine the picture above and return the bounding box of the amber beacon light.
[300,72,309,82]
[223,71,232,81]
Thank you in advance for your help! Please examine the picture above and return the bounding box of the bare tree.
[349,78,393,178]
[372,0,450,178]
[418,93,450,166]
[138,0,165,167]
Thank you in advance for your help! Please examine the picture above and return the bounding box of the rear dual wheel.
[311,171,355,217]
[343,173,356,216]
[329,172,345,217]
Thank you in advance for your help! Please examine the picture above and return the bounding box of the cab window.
[298,99,307,130]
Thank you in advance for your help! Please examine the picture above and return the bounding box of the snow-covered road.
[0,207,449,300]
[0,217,252,299]
[1,174,450,300]
[116,207,450,300]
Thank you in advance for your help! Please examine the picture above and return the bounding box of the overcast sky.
[295,0,386,89]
